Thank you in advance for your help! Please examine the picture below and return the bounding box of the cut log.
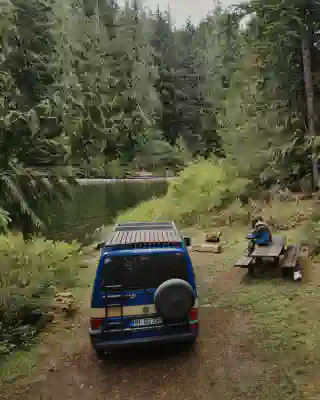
[192,244,222,254]
[205,231,221,243]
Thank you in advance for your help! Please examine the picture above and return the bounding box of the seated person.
[247,217,272,255]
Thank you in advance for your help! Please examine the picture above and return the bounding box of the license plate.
[130,317,162,328]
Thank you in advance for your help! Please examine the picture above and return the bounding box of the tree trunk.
[301,24,319,189]
[21,216,33,241]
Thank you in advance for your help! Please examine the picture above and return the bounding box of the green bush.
[305,207,320,253]
[117,159,250,227]
[0,234,82,355]
[0,208,11,233]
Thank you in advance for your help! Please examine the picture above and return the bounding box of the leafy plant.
[117,159,251,226]
[0,233,82,355]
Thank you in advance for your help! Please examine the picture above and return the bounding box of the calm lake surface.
[46,180,168,244]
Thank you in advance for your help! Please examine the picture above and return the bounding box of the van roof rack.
[104,221,182,249]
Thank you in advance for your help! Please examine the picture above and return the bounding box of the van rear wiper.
[123,287,154,296]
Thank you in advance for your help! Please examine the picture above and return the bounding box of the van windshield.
[100,253,189,290]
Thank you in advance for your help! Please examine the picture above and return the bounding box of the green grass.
[218,273,320,399]
[201,216,319,398]
[117,159,250,227]
[0,234,85,363]
[194,227,308,399]
[0,347,40,384]
[181,199,317,398]
[0,246,97,390]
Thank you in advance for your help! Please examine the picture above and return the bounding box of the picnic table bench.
[282,243,301,268]
[235,256,253,268]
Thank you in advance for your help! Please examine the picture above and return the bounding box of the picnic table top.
[252,235,285,258]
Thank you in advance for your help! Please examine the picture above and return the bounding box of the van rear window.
[100,253,189,290]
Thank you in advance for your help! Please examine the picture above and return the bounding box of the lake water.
[46,180,168,244]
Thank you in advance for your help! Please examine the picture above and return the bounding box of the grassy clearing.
[116,158,314,232]
[0,233,85,361]
[198,199,320,398]
[117,159,250,227]
[219,264,320,398]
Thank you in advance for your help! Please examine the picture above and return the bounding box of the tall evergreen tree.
[238,0,320,182]
[107,0,160,164]
[174,19,204,154]
[150,9,181,146]
[0,0,76,236]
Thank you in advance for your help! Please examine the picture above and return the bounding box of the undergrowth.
[305,204,320,254]
[117,159,250,227]
[0,234,83,360]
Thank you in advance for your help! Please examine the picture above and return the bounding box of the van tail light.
[90,318,103,331]
[188,308,199,328]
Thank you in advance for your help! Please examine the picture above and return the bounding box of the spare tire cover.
[154,279,195,321]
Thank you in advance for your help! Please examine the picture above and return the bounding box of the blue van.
[89,222,199,357]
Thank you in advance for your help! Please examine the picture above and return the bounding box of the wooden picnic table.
[251,235,285,258]
[234,234,302,281]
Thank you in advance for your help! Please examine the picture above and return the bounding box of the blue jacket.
[248,222,272,245]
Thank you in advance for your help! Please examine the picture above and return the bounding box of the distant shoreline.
[77,177,176,185]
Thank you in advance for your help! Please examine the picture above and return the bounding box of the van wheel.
[187,338,197,346]
[182,338,197,353]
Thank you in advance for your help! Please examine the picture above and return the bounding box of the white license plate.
[130,317,162,327]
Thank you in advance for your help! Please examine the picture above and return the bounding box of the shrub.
[0,208,11,233]
[0,234,82,355]
[305,207,320,254]
[117,159,251,227]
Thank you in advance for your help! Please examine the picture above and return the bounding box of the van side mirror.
[183,236,192,247]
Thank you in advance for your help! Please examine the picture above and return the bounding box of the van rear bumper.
[91,331,197,350]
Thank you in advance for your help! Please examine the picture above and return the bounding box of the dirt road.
[2,252,279,400]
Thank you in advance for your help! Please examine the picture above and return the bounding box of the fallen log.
[192,243,222,254]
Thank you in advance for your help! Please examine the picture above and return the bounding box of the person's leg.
[248,241,255,256]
